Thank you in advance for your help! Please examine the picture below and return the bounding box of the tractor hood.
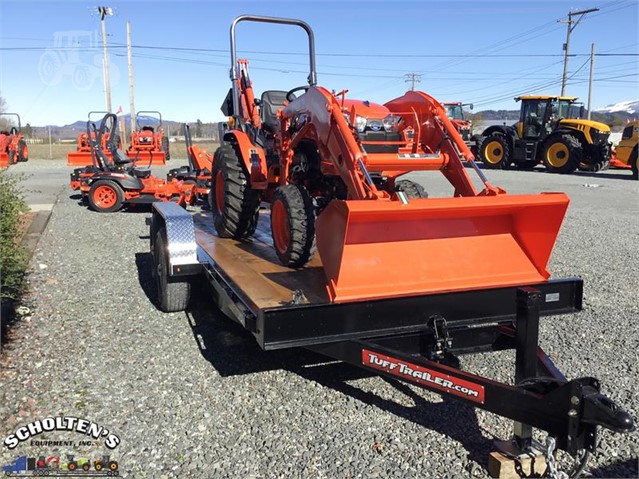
[342,99,391,119]
[559,118,610,133]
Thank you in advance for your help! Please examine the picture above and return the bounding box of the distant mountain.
[594,99,638,115]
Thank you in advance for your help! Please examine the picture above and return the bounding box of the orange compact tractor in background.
[167,123,212,200]
[127,110,170,166]
[67,111,120,166]
[442,102,477,152]
[0,113,29,168]
[211,16,571,304]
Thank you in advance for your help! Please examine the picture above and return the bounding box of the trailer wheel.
[154,227,191,312]
[162,136,170,161]
[394,179,428,199]
[271,184,316,268]
[542,134,582,174]
[631,148,638,180]
[17,140,28,162]
[88,180,124,213]
[210,144,260,239]
[479,133,511,169]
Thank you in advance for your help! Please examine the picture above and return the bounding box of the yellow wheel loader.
[477,96,612,173]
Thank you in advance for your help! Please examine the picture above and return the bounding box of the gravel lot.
[1,159,637,478]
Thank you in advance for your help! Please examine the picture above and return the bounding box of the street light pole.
[559,7,599,96]
[98,6,113,112]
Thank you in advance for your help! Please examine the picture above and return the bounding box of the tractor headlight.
[382,115,399,133]
[355,115,368,133]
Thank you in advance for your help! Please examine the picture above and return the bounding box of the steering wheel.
[286,86,309,102]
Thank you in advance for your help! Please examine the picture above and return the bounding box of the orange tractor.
[71,113,200,212]
[211,15,570,304]
[127,110,170,165]
[67,111,121,166]
[0,113,29,168]
[442,102,477,151]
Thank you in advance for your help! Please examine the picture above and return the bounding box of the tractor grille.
[590,129,609,145]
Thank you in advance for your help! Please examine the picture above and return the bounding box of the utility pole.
[559,7,599,96]
[404,73,422,91]
[587,43,595,120]
[98,6,113,112]
[127,21,136,144]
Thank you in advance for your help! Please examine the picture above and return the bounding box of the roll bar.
[229,15,317,120]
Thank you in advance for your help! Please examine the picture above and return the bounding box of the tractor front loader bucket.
[316,193,569,303]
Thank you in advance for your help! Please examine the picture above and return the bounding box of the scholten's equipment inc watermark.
[38,30,120,90]
[4,416,120,450]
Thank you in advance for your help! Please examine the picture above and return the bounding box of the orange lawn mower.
[0,113,29,168]
[127,110,170,165]
[167,123,212,202]
[70,113,198,213]
[67,111,121,166]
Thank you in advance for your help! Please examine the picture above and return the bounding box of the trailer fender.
[150,202,200,277]
[222,130,268,187]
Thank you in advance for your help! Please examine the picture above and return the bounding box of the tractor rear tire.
[162,136,170,161]
[395,179,428,198]
[154,228,191,313]
[210,144,260,239]
[88,180,124,213]
[271,184,316,268]
[17,139,28,162]
[478,133,511,169]
[542,134,582,174]
[630,148,638,180]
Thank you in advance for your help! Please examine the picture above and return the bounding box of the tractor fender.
[479,125,518,150]
[150,202,199,277]
[222,129,268,186]
[90,172,144,191]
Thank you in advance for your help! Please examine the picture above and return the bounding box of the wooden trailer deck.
[192,211,331,309]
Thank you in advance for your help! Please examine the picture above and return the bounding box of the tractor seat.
[112,149,132,165]
[141,126,155,133]
[260,90,289,134]
[131,168,152,179]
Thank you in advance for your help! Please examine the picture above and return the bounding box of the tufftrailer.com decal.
[362,349,485,403]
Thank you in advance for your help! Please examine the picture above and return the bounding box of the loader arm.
[281,86,382,200]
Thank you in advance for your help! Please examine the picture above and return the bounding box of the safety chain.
[545,436,569,479]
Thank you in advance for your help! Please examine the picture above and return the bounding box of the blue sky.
[1,0,637,126]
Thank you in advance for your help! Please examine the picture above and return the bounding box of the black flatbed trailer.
[149,202,634,477]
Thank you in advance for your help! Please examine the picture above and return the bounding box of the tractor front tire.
[210,144,260,239]
[17,140,28,162]
[395,179,428,198]
[8,149,15,165]
[88,180,124,213]
[542,134,582,174]
[630,148,638,180]
[579,143,610,172]
[479,133,511,169]
[154,228,191,312]
[162,136,170,161]
[271,184,316,268]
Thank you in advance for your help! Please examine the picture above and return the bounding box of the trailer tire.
[478,133,511,169]
[271,184,316,268]
[162,136,170,161]
[542,134,582,174]
[210,144,260,239]
[395,179,428,198]
[154,228,191,313]
[88,180,124,213]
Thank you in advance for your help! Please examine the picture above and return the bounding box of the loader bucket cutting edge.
[315,193,570,303]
